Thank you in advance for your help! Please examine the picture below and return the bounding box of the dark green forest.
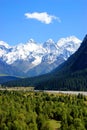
[0,91,87,130]
[2,68,87,91]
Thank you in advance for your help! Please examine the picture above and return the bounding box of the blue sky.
[0,0,87,45]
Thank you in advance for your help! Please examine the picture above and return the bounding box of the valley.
[1,86,87,95]
[1,35,87,91]
[0,0,86,130]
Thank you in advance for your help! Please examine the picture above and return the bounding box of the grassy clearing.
[47,119,61,130]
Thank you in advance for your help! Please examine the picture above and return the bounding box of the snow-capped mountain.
[57,36,81,60]
[0,36,81,77]
[43,39,59,53]
[0,41,11,58]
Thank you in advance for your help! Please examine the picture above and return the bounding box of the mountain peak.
[28,39,36,43]
[46,39,54,43]
[0,41,10,48]
[43,38,55,48]
[0,36,82,77]
[57,36,81,47]
[82,34,87,44]
[43,39,58,53]
[78,34,87,50]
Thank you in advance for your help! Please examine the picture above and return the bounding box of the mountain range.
[0,36,81,77]
[2,35,87,91]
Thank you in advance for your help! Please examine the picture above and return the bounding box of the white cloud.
[24,12,61,24]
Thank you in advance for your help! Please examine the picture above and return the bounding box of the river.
[35,90,87,96]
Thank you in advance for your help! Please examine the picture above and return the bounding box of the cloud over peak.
[25,12,61,24]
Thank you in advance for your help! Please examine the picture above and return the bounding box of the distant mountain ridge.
[2,35,87,91]
[0,76,20,84]
[0,36,81,77]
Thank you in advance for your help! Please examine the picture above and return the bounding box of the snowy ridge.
[0,41,10,49]
[57,36,81,47]
[0,36,81,76]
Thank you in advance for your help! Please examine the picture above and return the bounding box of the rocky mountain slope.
[0,36,81,76]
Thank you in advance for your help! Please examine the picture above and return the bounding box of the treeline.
[2,69,87,91]
[0,91,87,130]
[35,69,87,90]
